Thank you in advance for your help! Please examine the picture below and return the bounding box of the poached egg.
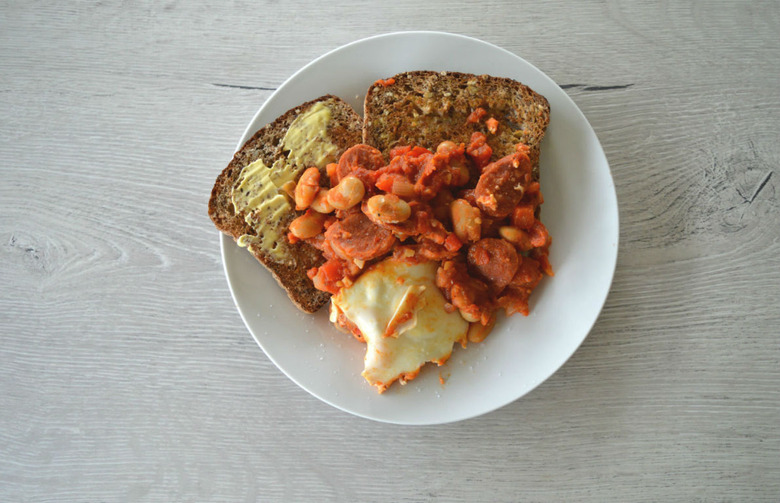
[330,258,468,392]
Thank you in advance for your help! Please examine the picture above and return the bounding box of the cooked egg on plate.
[330,258,469,393]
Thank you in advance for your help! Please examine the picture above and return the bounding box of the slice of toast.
[363,71,550,180]
[209,95,362,313]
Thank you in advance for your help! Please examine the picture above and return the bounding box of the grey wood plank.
[1,0,779,501]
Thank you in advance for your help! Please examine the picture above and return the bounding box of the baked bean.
[467,312,496,342]
[375,172,416,199]
[294,167,320,210]
[498,225,532,251]
[450,199,482,243]
[364,194,411,224]
[436,140,472,187]
[450,162,471,187]
[467,238,519,291]
[458,307,481,323]
[436,140,459,155]
[327,175,365,210]
[288,210,326,240]
[391,177,416,199]
[310,188,334,213]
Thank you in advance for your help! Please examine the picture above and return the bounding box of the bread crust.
[362,71,550,180]
[208,95,362,313]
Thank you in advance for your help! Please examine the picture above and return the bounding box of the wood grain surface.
[1,1,779,501]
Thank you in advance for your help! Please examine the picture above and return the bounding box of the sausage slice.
[324,212,396,261]
[467,238,519,292]
[337,144,385,181]
[474,148,532,217]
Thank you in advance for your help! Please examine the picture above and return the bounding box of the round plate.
[220,31,618,424]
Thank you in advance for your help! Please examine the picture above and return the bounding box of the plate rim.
[219,30,619,425]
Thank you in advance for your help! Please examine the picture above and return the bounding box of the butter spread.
[283,101,341,168]
[230,100,339,262]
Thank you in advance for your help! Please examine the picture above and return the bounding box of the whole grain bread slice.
[363,71,550,180]
[209,95,362,313]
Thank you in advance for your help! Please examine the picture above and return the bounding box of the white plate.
[220,31,618,425]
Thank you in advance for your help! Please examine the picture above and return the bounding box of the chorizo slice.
[324,212,396,262]
[467,238,519,292]
[337,144,385,181]
[474,148,532,217]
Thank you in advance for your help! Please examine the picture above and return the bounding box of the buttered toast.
[208,95,362,313]
[363,71,550,180]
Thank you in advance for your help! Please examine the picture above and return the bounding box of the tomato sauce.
[292,134,552,341]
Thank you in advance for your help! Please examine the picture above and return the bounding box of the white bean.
[365,194,411,224]
[327,176,365,210]
[450,199,481,243]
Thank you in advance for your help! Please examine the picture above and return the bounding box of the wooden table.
[2,1,778,501]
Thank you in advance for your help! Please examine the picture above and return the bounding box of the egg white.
[331,258,468,392]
